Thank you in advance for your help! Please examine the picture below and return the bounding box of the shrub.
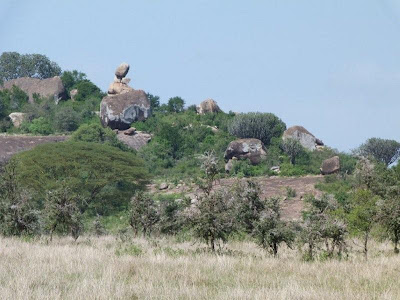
[228,112,286,146]
[252,197,295,256]
[286,186,297,198]
[54,106,81,132]
[281,138,303,164]
[27,117,54,135]
[129,192,159,236]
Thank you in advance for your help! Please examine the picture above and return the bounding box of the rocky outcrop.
[283,126,324,151]
[197,99,221,114]
[8,113,27,128]
[320,156,340,175]
[0,135,68,166]
[0,76,66,103]
[100,63,151,130]
[224,138,267,167]
[100,90,151,130]
[116,129,152,151]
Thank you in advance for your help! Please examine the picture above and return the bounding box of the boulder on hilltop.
[197,99,221,114]
[283,126,324,151]
[0,76,66,103]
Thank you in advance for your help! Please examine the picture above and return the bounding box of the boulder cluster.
[100,63,151,130]
[224,138,267,172]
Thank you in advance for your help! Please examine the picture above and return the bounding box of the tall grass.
[0,236,399,299]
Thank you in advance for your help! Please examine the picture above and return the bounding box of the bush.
[228,112,286,146]
[54,106,81,132]
[129,192,159,236]
[26,117,54,135]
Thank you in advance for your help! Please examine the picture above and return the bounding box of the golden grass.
[0,236,399,299]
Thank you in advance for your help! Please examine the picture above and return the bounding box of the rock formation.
[100,63,151,130]
[320,156,340,175]
[70,89,78,101]
[282,126,324,151]
[197,98,221,114]
[224,138,267,171]
[115,129,152,151]
[8,112,27,128]
[0,76,66,103]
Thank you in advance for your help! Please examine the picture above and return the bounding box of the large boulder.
[100,90,151,130]
[116,129,152,151]
[321,156,340,175]
[0,76,66,103]
[108,81,134,95]
[283,126,324,151]
[8,112,27,128]
[224,138,267,165]
[197,98,221,114]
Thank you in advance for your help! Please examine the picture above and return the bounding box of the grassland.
[0,236,399,300]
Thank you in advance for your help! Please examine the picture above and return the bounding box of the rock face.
[116,129,152,151]
[321,156,340,175]
[0,76,66,103]
[224,138,267,165]
[101,63,151,130]
[197,99,221,114]
[283,126,324,151]
[8,113,27,128]
[70,89,78,100]
[100,90,151,130]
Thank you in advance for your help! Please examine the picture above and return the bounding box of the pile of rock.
[283,126,324,151]
[197,99,221,114]
[0,76,66,103]
[115,128,152,151]
[100,63,151,130]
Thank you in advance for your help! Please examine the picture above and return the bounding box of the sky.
[0,0,399,152]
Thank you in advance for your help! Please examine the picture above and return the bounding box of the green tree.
[129,192,159,236]
[0,52,61,83]
[60,70,87,92]
[281,138,304,164]
[54,106,81,132]
[146,93,160,111]
[12,142,150,214]
[347,189,378,259]
[167,96,185,113]
[228,112,286,146]
[356,137,400,166]
[43,186,84,240]
[252,197,294,256]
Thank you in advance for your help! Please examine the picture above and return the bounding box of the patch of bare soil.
[0,134,68,165]
[149,175,324,220]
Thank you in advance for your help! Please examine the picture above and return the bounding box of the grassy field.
[0,236,399,300]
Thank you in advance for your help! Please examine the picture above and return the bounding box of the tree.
[0,52,61,83]
[356,138,400,166]
[167,96,185,113]
[146,93,160,111]
[129,192,159,236]
[228,112,286,146]
[54,106,81,132]
[377,195,400,253]
[347,189,378,259]
[281,138,304,164]
[0,160,40,236]
[252,197,294,256]
[12,142,150,214]
[43,186,84,240]
[60,70,87,92]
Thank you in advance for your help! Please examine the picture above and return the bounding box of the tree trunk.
[364,232,369,260]
[394,232,399,254]
[272,243,278,257]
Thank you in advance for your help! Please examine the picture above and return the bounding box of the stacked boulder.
[100,63,151,130]
[224,138,267,172]
[282,126,324,151]
[197,99,221,114]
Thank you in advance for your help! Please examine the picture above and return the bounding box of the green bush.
[228,112,286,146]
[26,117,54,135]
[54,106,81,132]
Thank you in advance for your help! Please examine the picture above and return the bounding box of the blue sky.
[1,0,399,151]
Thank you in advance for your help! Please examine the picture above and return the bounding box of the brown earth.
[0,134,69,165]
[149,175,324,220]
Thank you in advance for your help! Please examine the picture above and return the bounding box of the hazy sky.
[1,0,399,151]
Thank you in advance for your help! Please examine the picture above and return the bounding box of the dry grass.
[0,236,399,300]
